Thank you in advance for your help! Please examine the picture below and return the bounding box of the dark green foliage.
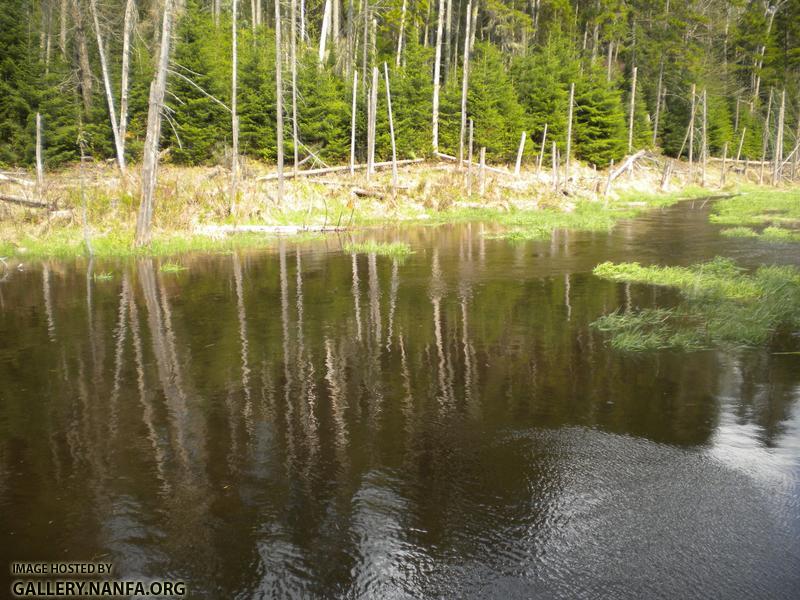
[574,66,626,167]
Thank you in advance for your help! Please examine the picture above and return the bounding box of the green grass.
[720,225,800,243]
[592,257,800,351]
[160,261,187,273]
[343,240,413,257]
[710,189,800,227]
[92,271,114,281]
[720,226,760,238]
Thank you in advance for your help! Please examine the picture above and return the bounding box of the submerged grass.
[160,261,187,273]
[592,257,800,351]
[343,240,413,257]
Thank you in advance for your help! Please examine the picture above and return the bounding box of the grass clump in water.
[592,257,800,350]
[343,240,412,257]
[160,261,187,273]
[484,227,552,242]
[719,225,800,243]
[720,226,759,238]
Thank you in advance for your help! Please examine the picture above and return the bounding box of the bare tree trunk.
[537,122,547,174]
[701,88,707,186]
[59,0,68,55]
[772,89,785,185]
[300,0,306,41]
[350,70,358,175]
[88,0,125,173]
[479,147,486,196]
[291,0,299,174]
[627,66,637,153]
[514,131,526,177]
[275,0,285,204]
[319,0,331,63]
[760,88,773,185]
[36,113,44,203]
[332,0,339,58]
[467,118,473,193]
[431,0,445,151]
[606,40,613,82]
[71,0,94,113]
[565,82,574,184]
[552,141,558,192]
[736,126,746,162]
[119,0,136,159]
[395,0,406,67]
[652,61,663,146]
[367,66,378,181]
[231,0,239,214]
[213,0,220,27]
[458,0,472,166]
[721,141,728,187]
[134,0,175,246]
[384,63,398,197]
[688,83,695,183]
[444,0,452,81]
[753,8,776,103]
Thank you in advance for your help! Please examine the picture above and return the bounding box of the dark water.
[1,201,799,599]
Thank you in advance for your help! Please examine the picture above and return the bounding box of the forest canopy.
[1,0,798,170]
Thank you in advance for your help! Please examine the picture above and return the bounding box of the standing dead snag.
[627,66,637,154]
[514,132,526,177]
[458,0,472,167]
[350,71,358,175]
[384,63,398,198]
[701,88,707,187]
[275,0,285,205]
[231,0,239,215]
[772,89,785,186]
[291,0,299,176]
[536,123,547,175]
[760,89,773,185]
[134,0,175,246]
[88,0,125,173]
[565,82,574,186]
[688,84,696,183]
[36,113,44,205]
[431,0,445,151]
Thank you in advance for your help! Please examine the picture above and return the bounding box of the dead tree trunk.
[736,126,746,162]
[350,70,358,175]
[384,63,398,197]
[627,66,637,153]
[231,0,239,214]
[367,67,378,182]
[772,89,785,185]
[134,0,175,246]
[431,0,445,151]
[759,88,773,185]
[275,0,285,204]
[395,0,406,67]
[458,0,472,167]
[319,0,332,63]
[514,131,526,177]
[565,82,574,185]
[291,0,299,175]
[36,113,44,204]
[467,118,474,194]
[536,122,547,175]
[71,0,94,114]
[119,0,136,157]
[652,60,663,146]
[701,88,707,187]
[479,147,486,196]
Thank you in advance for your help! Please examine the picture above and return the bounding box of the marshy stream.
[1,200,799,598]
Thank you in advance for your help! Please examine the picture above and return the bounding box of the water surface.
[1,200,799,598]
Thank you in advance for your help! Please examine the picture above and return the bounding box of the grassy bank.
[710,188,800,242]
[0,160,794,261]
[592,257,800,351]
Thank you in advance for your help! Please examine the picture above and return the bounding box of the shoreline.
[0,156,795,262]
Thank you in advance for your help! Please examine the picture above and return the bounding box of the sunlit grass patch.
[710,190,800,227]
[592,257,800,351]
[720,226,759,238]
[343,240,412,257]
[92,272,114,281]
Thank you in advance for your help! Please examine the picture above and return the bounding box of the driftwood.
[257,158,423,181]
[608,150,647,183]
[0,194,48,209]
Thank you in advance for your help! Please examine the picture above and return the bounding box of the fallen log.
[0,173,35,187]
[608,150,647,183]
[0,193,48,209]
[257,158,424,181]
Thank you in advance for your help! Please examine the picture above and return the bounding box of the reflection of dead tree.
[324,337,349,471]
[138,259,190,469]
[351,253,363,342]
[42,263,56,342]
[233,253,252,431]
[109,273,131,439]
[385,258,399,351]
[127,284,171,494]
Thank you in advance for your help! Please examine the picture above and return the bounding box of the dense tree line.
[1,0,798,170]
